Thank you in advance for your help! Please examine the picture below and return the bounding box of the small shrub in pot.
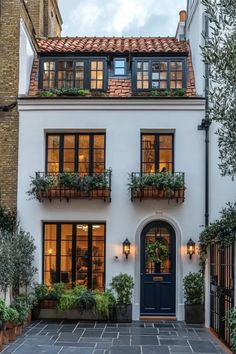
[183,272,204,324]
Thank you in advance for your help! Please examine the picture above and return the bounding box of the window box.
[129,172,185,202]
[28,170,112,202]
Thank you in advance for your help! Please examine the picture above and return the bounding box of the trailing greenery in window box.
[28,170,112,201]
[199,202,236,268]
[39,89,106,97]
[128,172,185,201]
[134,89,186,97]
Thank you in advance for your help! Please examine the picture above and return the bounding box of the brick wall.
[0,0,62,209]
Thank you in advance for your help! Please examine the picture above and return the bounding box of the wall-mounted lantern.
[187,238,195,259]
[123,238,131,259]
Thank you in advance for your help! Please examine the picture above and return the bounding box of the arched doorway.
[140,220,176,316]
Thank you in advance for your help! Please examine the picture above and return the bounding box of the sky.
[58,0,187,37]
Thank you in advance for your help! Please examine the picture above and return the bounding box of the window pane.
[48,149,59,162]
[115,68,125,75]
[64,135,75,149]
[159,135,172,148]
[152,81,160,89]
[63,163,74,172]
[94,163,104,173]
[44,256,56,272]
[48,162,59,173]
[64,150,75,163]
[96,81,103,89]
[97,61,103,70]
[160,81,167,89]
[91,80,97,89]
[78,150,89,162]
[94,135,104,148]
[115,60,125,68]
[159,150,172,162]
[92,225,105,290]
[79,135,89,148]
[143,81,149,89]
[45,224,57,241]
[142,135,155,149]
[76,224,88,287]
[78,163,89,174]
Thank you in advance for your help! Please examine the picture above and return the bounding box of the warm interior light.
[79,154,85,161]
[49,248,52,255]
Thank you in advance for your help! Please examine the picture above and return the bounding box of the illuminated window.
[135,59,185,91]
[47,133,105,174]
[43,223,105,290]
[141,134,174,173]
[41,59,105,90]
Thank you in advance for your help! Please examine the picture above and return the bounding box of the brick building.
[0,0,62,208]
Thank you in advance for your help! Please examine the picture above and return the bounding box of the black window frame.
[113,57,127,76]
[46,132,106,174]
[42,222,106,290]
[132,57,187,92]
[140,133,175,173]
[39,56,108,91]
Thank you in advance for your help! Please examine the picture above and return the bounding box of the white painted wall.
[19,20,35,96]
[18,98,205,320]
[186,0,205,96]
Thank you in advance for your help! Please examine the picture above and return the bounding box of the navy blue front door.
[140,221,176,316]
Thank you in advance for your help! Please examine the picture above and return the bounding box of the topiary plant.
[110,273,134,305]
[183,272,204,305]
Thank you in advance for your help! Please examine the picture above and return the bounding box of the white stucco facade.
[17,98,205,320]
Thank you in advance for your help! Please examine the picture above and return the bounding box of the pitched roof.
[37,37,188,54]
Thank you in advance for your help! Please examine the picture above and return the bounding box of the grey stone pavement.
[2,320,230,354]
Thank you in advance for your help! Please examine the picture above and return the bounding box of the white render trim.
[133,212,184,321]
[18,98,205,112]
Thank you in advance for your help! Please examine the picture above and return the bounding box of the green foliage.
[199,202,236,268]
[110,273,134,305]
[34,284,49,303]
[0,230,15,299]
[93,290,116,317]
[128,172,185,195]
[28,170,111,198]
[145,240,168,264]
[0,298,7,327]
[227,307,236,353]
[34,283,66,303]
[39,88,91,97]
[57,291,77,311]
[201,0,236,176]
[150,89,186,97]
[4,307,19,325]
[11,295,32,324]
[76,290,95,311]
[183,272,204,305]
[0,205,17,234]
[28,174,56,197]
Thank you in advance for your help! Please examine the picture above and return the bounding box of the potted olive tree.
[110,273,134,323]
[183,272,204,324]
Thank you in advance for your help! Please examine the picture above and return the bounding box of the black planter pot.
[115,304,132,323]
[185,304,204,324]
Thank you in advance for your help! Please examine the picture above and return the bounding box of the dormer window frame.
[39,56,108,92]
[132,56,187,93]
[113,57,127,77]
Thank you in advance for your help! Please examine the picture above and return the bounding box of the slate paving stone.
[113,335,131,345]
[14,344,61,353]
[54,341,95,347]
[142,346,170,354]
[154,323,174,328]
[160,339,188,346]
[82,329,103,337]
[130,328,158,334]
[58,332,81,341]
[94,350,106,354]
[189,340,218,353]
[79,337,113,343]
[102,332,118,338]
[131,335,159,345]
[60,347,94,354]
[110,346,141,354]
[169,345,192,352]
[96,342,112,349]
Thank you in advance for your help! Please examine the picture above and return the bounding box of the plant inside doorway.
[183,272,204,324]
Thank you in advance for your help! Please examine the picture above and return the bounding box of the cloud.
[59,0,186,37]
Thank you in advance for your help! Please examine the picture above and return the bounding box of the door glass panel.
[76,224,88,287]
[144,224,171,274]
[92,225,105,290]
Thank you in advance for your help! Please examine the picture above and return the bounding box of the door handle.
[153,276,163,282]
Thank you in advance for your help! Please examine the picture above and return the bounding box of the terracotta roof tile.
[37,37,188,54]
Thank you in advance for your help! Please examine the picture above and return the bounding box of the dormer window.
[41,58,106,91]
[134,58,186,91]
[114,58,126,76]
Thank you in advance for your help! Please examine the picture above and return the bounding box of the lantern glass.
[187,238,195,259]
[123,238,131,259]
